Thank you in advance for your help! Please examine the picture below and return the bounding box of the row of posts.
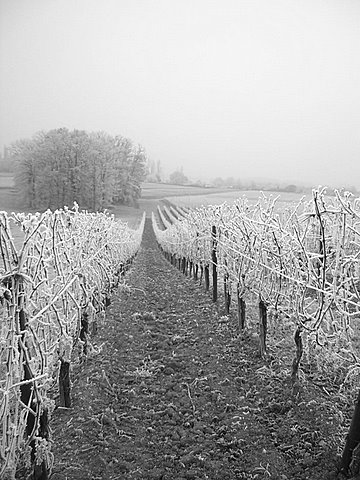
[10,255,135,480]
[160,221,360,477]
[161,225,265,354]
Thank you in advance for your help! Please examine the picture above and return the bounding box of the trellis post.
[259,299,267,358]
[212,225,217,302]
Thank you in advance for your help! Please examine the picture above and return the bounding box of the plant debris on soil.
[50,219,350,480]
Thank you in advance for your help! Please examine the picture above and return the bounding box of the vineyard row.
[0,205,145,479]
[153,190,360,476]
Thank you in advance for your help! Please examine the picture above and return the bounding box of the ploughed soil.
[50,220,350,480]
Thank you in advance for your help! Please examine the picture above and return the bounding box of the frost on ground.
[50,220,344,480]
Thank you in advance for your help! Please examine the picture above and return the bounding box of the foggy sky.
[1,0,360,187]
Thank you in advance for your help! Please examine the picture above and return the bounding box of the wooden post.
[237,283,246,330]
[339,389,360,476]
[194,264,198,281]
[212,225,217,302]
[18,287,50,479]
[238,297,246,331]
[59,360,71,408]
[291,326,303,385]
[259,299,267,358]
[224,275,231,314]
[182,257,186,275]
[32,408,50,480]
[204,265,210,291]
[189,261,193,278]
[80,309,89,355]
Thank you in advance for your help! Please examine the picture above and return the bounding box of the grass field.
[0,173,14,189]
[140,182,230,199]
[0,173,22,214]
[0,175,310,229]
[166,189,310,210]
[0,178,225,216]
[0,180,356,480]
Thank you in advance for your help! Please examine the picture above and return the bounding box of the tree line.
[11,128,148,210]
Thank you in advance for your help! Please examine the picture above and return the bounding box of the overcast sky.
[1,0,360,187]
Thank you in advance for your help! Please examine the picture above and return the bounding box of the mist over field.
[1,0,360,189]
[2,3,360,475]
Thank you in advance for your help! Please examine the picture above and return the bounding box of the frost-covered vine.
[0,205,145,478]
[153,190,360,383]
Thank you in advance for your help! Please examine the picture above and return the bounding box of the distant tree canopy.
[11,128,148,210]
[169,168,188,185]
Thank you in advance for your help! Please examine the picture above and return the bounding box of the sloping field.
[50,220,343,480]
[166,190,310,209]
[141,182,231,200]
[0,177,306,220]
[0,173,14,189]
[0,174,20,213]
[0,179,229,226]
[0,180,357,478]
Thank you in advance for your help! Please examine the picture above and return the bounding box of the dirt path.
[50,220,339,480]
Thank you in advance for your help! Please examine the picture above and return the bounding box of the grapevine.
[0,205,145,478]
[153,190,360,380]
